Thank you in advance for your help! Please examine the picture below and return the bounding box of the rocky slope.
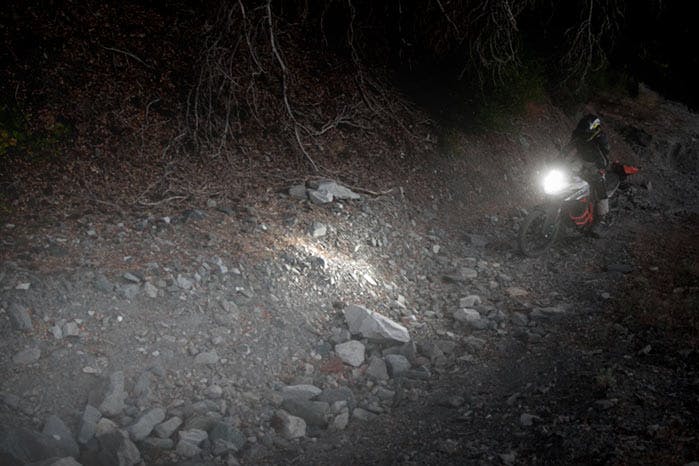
[1,87,697,466]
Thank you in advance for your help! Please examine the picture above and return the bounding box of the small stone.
[317,387,355,405]
[280,384,322,401]
[96,431,140,466]
[15,282,31,290]
[331,410,349,430]
[506,287,529,297]
[194,350,219,365]
[281,399,329,427]
[78,405,102,444]
[62,321,80,337]
[12,347,41,365]
[51,325,63,339]
[123,272,141,283]
[209,421,246,453]
[606,263,634,274]
[142,436,174,451]
[205,385,223,399]
[119,284,140,300]
[176,275,194,290]
[352,408,376,421]
[179,428,208,445]
[272,410,306,439]
[511,312,529,326]
[366,357,389,381]
[154,416,183,439]
[519,413,538,426]
[288,185,308,200]
[459,295,482,308]
[335,340,365,367]
[94,274,114,293]
[99,371,127,417]
[440,395,466,408]
[453,308,488,330]
[308,189,334,204]
[94,418,119,437]
[144,282,159,298]
[176,429,208,457]
[129,407,166,441]
[42,415,79,458]
[8,303,32,331]
[176,440,201,458]
[500,452,517,465]
[42,458,83,466]
[384,354,411,377]
[309,222,327,238]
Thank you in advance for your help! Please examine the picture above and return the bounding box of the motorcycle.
[518,160,639,257]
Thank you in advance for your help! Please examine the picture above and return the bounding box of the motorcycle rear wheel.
[518,207,560,257]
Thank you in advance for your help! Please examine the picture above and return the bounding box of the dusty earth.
[1,86,698,466]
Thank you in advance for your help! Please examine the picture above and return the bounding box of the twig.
[86,195,127,217]
[137,195,189,206]
[347,185,396,197]
[100,45,152,69]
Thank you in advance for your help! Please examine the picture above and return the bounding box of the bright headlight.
[542,169,568,194]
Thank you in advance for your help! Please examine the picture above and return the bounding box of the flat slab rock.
[343,304,410,343]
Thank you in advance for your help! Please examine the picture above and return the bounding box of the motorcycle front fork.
[543,204,562,236]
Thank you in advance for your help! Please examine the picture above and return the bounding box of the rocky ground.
[1,87,698,466]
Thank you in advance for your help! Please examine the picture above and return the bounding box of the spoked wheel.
[518,206,560,257]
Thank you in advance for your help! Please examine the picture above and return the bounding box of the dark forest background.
[0,0,697,171]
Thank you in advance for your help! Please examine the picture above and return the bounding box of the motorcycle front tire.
[518,206,560,257]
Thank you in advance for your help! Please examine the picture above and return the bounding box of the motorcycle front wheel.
[518,206,560,257]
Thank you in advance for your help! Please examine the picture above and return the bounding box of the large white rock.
[343,305,410,343]
[315,181,361,200]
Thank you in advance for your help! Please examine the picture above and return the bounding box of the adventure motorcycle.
[518,161,639,257]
